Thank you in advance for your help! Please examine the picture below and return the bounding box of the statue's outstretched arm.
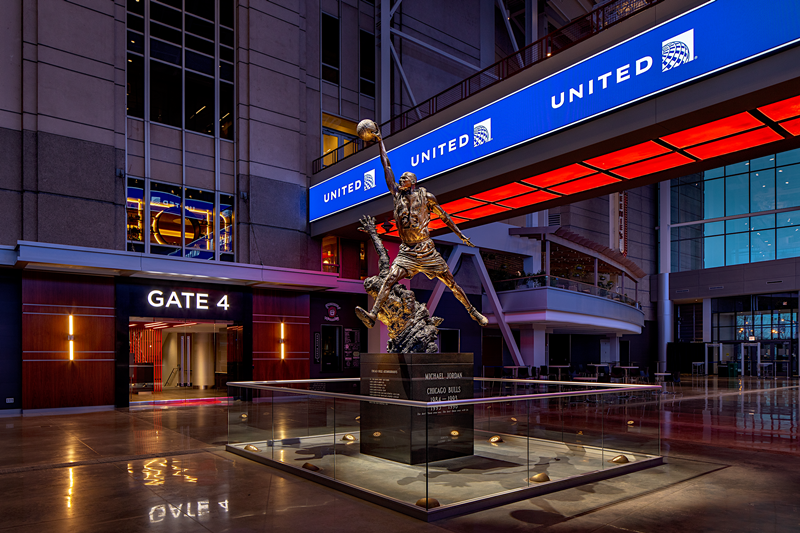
[377,135,398,198]
[358,215,390,271]
[427,192,475,247]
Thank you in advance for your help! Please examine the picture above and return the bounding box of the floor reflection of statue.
[358,215,442,353]
[355,120,488,333]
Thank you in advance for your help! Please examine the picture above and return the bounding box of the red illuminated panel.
[584,141,670,170]
[429,216,467,229]
[386,230,399,237]
[471,182,536,202]
[779,117,800,136]
[376,220,396,234]
[440,198,485,213]
[457,204,511,220]
[498,191,560,209]
[684,127,784,160]
[523,164,594,187]
[549,174,620,195]
[612,152,694,179]
[660,113,763,148]
[759,95,800,122]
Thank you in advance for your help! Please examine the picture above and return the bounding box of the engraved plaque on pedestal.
[360,353,474,464]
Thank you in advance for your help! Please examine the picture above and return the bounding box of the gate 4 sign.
[148,290,231,311]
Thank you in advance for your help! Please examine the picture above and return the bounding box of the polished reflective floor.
[1,376,799,531]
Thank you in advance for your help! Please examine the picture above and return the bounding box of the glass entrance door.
[129,318,233,406]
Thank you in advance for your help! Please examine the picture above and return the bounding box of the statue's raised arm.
[377,135,398,198]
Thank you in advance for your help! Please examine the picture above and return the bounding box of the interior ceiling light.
[758,95,800,122]
[439,198,485,213]
[583,141,670,169]
[779,117,800,136]
[612,152,694,179]
[457,204,511,220]
[684,127,783,160]
[660,112,763,148]
[498,190,560,209]
[523,164,594,188]
[549,174,620,195]
[471,182,536,202]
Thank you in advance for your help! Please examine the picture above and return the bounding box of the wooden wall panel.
[22,273,116,410]
[253,290,310,381]
[22,361,115,410]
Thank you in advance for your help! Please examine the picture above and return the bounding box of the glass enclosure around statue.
[226,378,662,518]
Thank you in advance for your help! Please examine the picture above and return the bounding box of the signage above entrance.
[147,290,230,311]
[309,0,800,222]
[119,281,245,321]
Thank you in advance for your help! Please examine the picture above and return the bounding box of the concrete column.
[520,326,546,369]
[658,180,673,371]
[702,298,712,343]
[605,334,620,364]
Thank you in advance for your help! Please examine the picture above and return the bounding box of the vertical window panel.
[185,71,214,135]
[751,229,775,262]
[777,226,800,259]
[777,164,800,209]
[220,82,234,140]
[126,178,145,243]
[704,235,724,269]
[150,60,182,127]
[220,193,235,260]
[750,169,775,212]
[149,182,183,256]
[126,54,144,118]
[725,173,749,216]
[185,188,215,259]
[725,232,749,266]
[359,30,375,97]
[321,13,340,84]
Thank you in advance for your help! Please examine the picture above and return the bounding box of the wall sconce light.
[68,315,74,361]
[280,322,285,360]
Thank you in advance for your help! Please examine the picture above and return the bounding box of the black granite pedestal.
[360,353,474,465]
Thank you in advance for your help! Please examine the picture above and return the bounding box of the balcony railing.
[312,0,663,174]
[493,274,642,309]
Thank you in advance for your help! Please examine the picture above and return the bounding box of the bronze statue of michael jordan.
[355,123,488,330]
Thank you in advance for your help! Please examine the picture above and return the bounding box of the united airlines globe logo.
[473,118,492,147]
[661,29,695,72]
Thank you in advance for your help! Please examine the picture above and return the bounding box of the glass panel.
[150,182,183,248]
[185,72,214,135]
[777,226,800,259]
[704,235,724,268]
[726,218,749,233]
[150,60,182,127]
[185,188,215,257]
[151,39,182,65]
[127,0,144,16]
[186,51,214,76]
[359,30,375,97]
[127,30,143,54]
[750,169,775,212]
[126,178,145,242]
[725,232,749,265]
[725,161,750,176]
[777,164,800,209]
[750,214,775,230]
[220,45,234,62]
[186,0,214,21]
[220,193,235,255]
[220,0,234,28]
[186,14,214,39]
[704,178,724,219]
[704,221,724,236]
[704,167,724,179]
[777,210,800,227]
[151,2,182,29]
[750,155,776,171]
[221,27,234,47]
[322,236,339,273]
[751,229,775,262]
[219,61,234,82]
[186,34,215,56]
[322,133,339,166]
[777,148,800,166]
[126,54,144,118]
[220,82,234,140]
[151,21,181,45]
[127,13,144,33]
[725,173,749,216]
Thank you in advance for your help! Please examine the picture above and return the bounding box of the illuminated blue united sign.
[310,0,800,222]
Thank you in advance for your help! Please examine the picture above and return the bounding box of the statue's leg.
[436,270,488,327]
[355,264,409,328]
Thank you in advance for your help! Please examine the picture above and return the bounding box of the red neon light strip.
[440,198,485,213]
[457,204,511,220]
[684,127,784,160]
[583,141,670,169]
[660,112,763,149]
[498,190,560,208]
[779,117,800,136]
[612,152,694,179]
[523,164,594,188]
[471,182,536,202]
[758,95,800,122]
[548,174,620,195]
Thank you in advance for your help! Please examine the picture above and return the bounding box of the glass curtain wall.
[671,148,800,271]
[125,0,235,261]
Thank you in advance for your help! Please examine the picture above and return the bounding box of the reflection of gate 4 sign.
[324,302,341,321]
[148,290,230,310]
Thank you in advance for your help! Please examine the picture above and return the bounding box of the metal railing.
[312,0,663,174]
[493,274,642,309]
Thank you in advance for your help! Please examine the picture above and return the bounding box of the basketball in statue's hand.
[357,119,380,141]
